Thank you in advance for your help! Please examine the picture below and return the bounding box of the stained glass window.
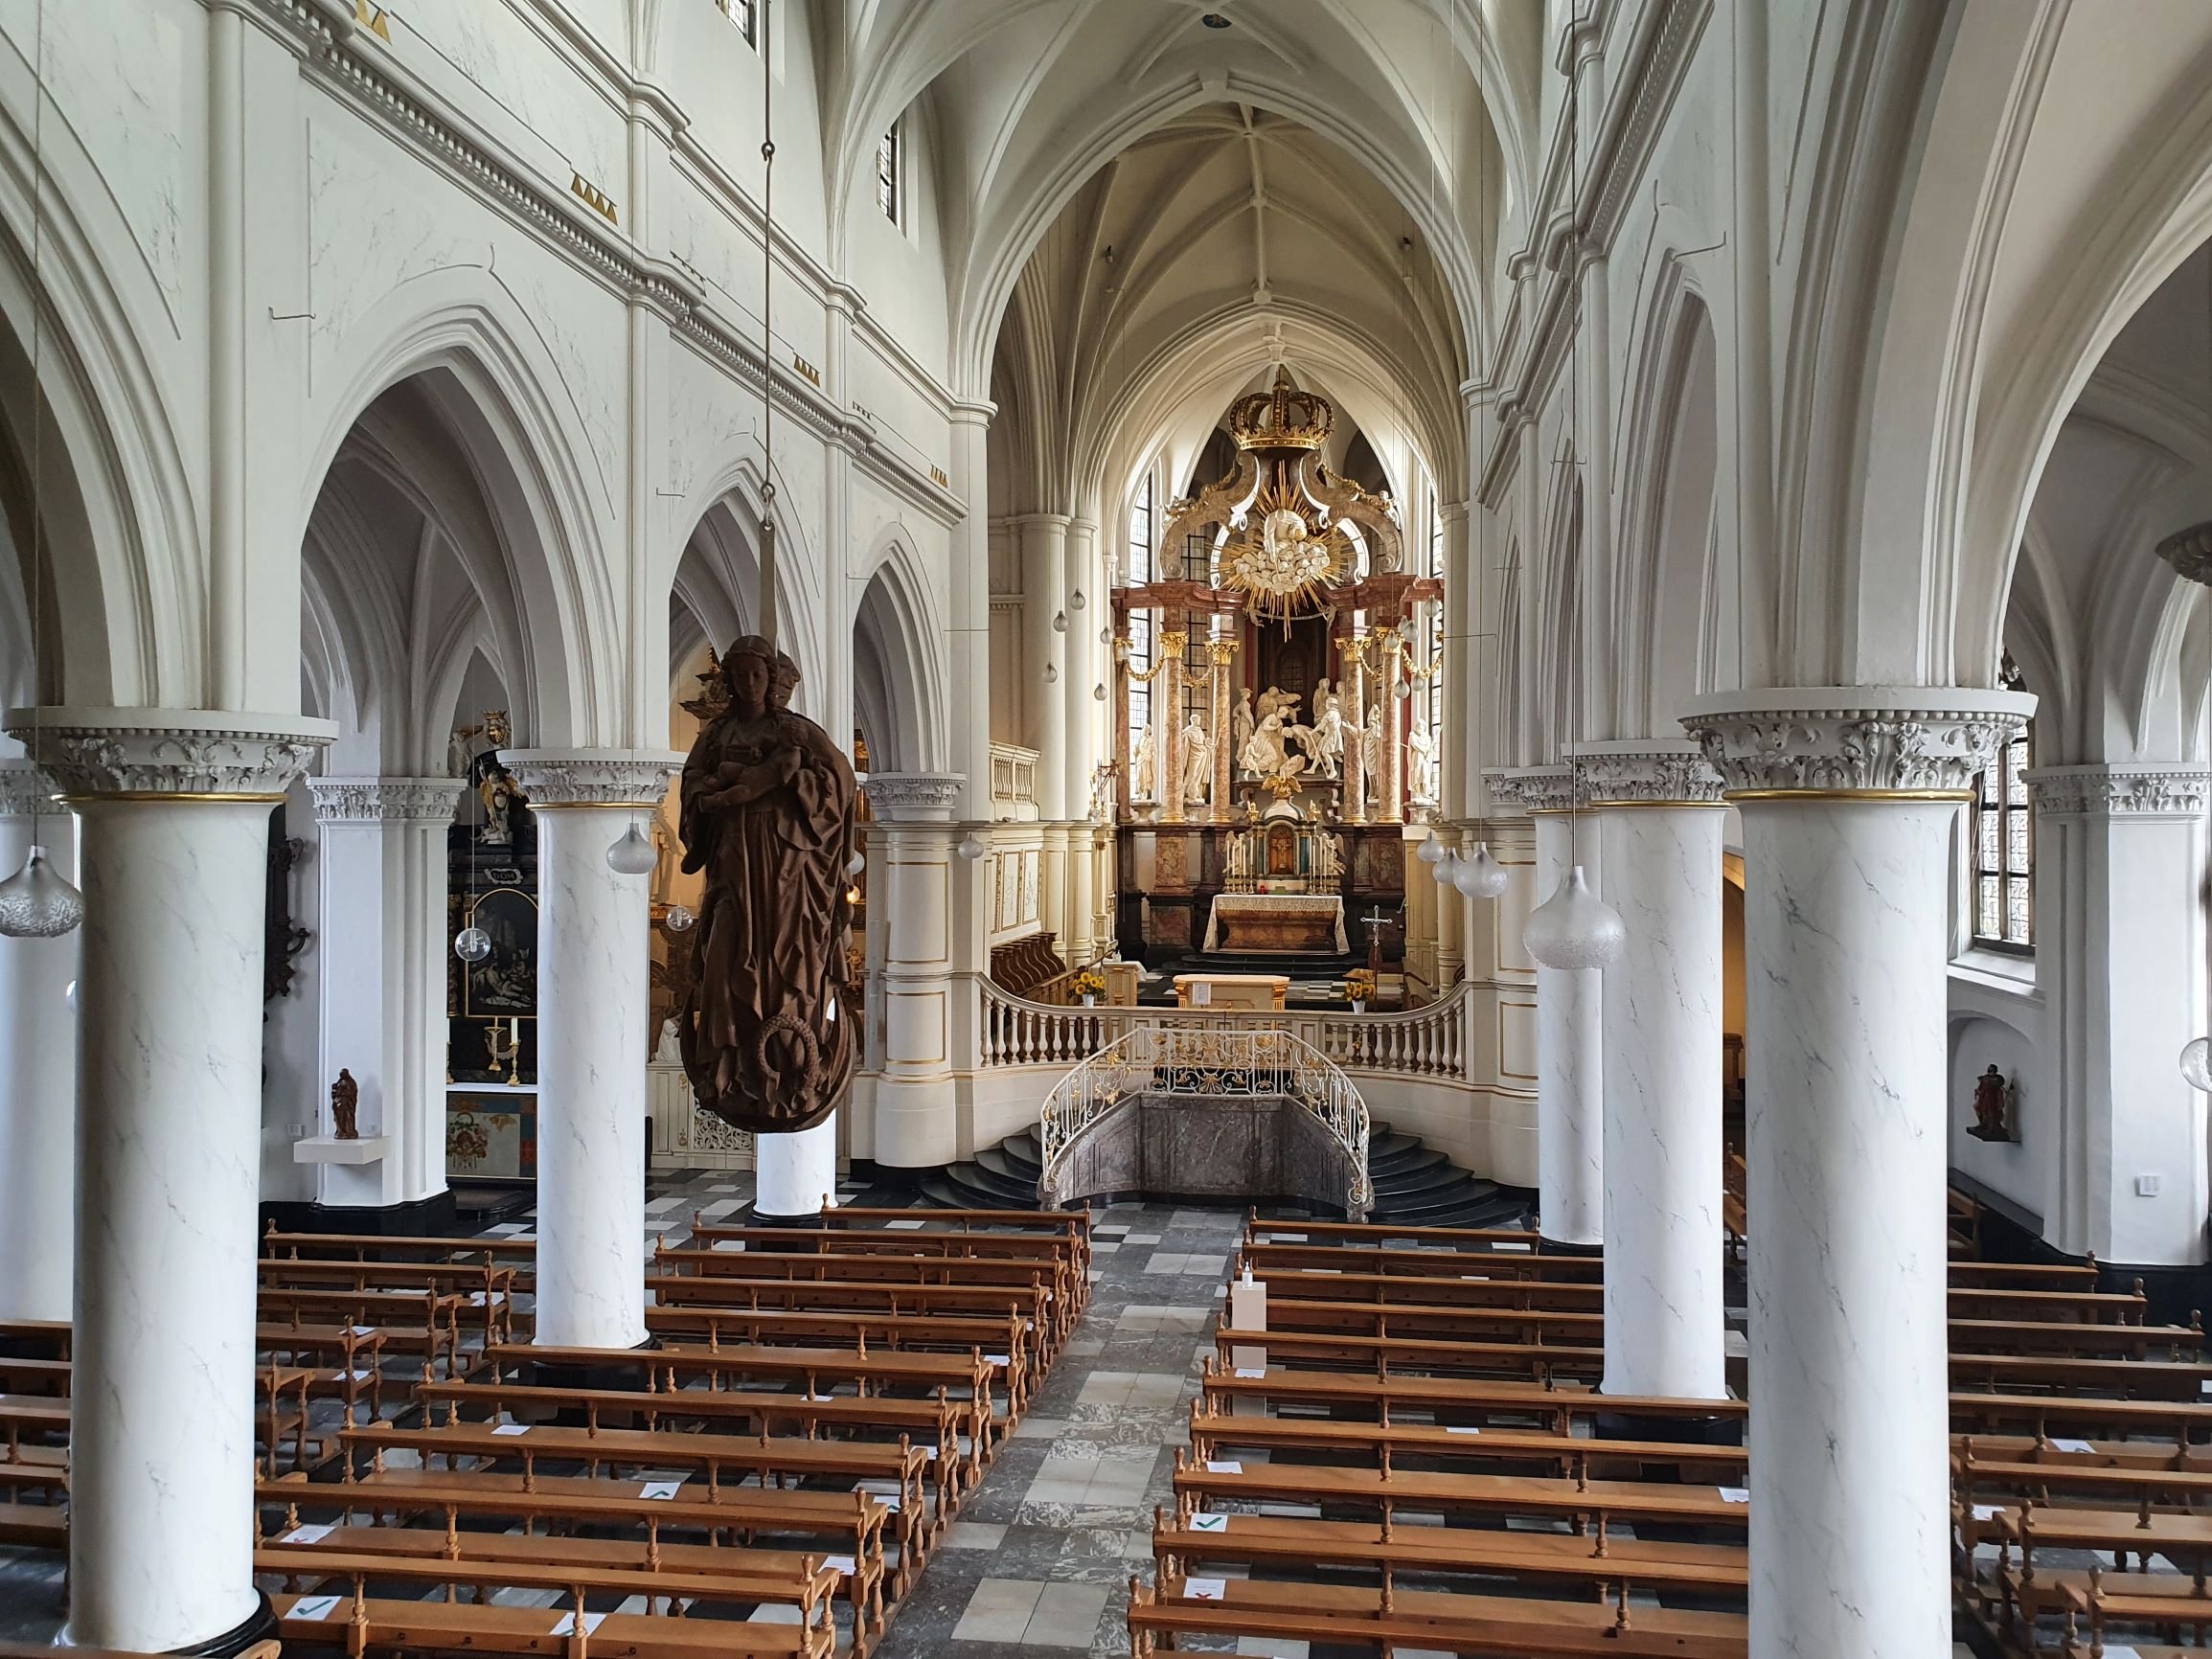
[1973,724,2033,951]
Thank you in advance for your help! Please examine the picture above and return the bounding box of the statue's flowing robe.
[678,709,856,1133]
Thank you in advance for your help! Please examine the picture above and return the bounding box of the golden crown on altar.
[1229,366,1334,453]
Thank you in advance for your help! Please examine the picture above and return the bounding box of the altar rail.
[977,977,1471,1082]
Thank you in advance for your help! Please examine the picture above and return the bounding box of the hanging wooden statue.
[676,635,858,1133]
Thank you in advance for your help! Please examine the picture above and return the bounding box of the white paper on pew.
[1190,1513,1229,1534]
[1270,1234,1307,1243]
[1204,1460,1243,1474]
[823,1555,856,1575]
[1234,1368,1266,1379]
[1493,1241,1532,1253]
[920,1447,938,1461]
[468,1292,489,1306]
[290,1596,344,1623]
[284,1524,334,1544]
[1183,1578,1227,1601]
[332,1368,375,1381]
[2050,1437,2094,1454]
[640,1480,685,1500]
[350,1325,377,1336]
[551,1612,606,1636]
[2102,1647,2144,1659]
[1444,1426,1482,1436]
[2202,1379,2212,1395]
[491,1422,531,1436]
[712,1239,745,1251]
[986,1354,1010,1366]
[1718,1487,1750,1504]
[1971,1504,2002,1522]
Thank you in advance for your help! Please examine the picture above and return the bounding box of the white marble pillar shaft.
[756,1115,839,1216]
[0,763,76,1323]
[16,710,331,1653]
[1533,806,1602,1247]
[308,778,464,1208]
[1740,796,1955,1655]
[502,751,679,1350]
[1595,799,1725,1397]
[1062,518,1099,821]
[1019,514,1069,821]
[863,774,964,1167]
[1684,686,2033,1659]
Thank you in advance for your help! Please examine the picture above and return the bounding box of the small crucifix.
[1360,905,1391,977]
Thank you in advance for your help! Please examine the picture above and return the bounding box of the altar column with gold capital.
[1339,631,1368,825]
[1379,627,1406,825]
[1207,636,1237,817]
[1157,627,1189,825]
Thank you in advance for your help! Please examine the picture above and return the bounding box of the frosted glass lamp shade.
[1431,852,1462,887]
[1456,843,1509,898]
[606,822,658,875]
[454,925,492,963]
[1524,865,1624,969]
[1053,611,1069,633]
[1044,662,1060,684]
[2183,1037,2212,1092]
[1417,831,1447,864]
[663,904,696,933]
[956,832,987,861]
[0,845,81,938]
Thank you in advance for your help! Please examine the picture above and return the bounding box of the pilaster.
[862,773,965,1167]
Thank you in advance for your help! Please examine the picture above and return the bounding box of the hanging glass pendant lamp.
[0,844,82,938]
[606,819,657,875]
[1456,841,1509,899]
[1524,865,1624,969]
[2182,1037,2212,1092]
[1417,831,1447,865]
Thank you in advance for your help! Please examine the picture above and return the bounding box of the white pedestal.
[756,1114,839,1217]
[293,1134,390,1166]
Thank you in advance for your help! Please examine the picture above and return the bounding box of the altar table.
[1174,973,1290,1011]
[1201,892,1349,955]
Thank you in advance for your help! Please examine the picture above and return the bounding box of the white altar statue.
[1131,723,1158,802]
[654,1016,683,1065]
[1310,693,1345,778]
[1181,714,1212,806]
[1232,688,1256,761]
[1361,702,1385,804]
[1407,724,1438,802]
[1240,708,1303,782]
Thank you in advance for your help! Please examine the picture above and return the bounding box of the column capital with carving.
[1486,765,1577,813]
[1680,688,2035,796]
[862,772,964,822]
[4,708,334,799]
[2026,763,2212,820]
[497,748,683,807]
[1566,739,1724,806]
[309,776,467,824]
[0,758,61,817]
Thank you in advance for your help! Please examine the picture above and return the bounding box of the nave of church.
[8,2,2212,1657]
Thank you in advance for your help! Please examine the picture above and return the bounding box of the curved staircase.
[917,1120,1530,1228]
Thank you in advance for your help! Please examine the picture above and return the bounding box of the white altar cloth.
[1201,892,1350,954]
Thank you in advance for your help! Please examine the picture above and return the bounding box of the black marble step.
[1366,1129,1418,1162]
[942,1159,1038,1205]
[975,1145,1038,1186]
[1370,1144,1449,1180]
[1373,1173,1500,1218]
[1371,1158,1475,1198]
[1002,1127,1044,1170]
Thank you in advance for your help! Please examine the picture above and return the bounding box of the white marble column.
[756,1115,839,1217]
[1575,741,1727,1398]
[1685,688,2032,1659]
[1498,767,1603,1247]
[2028,764,2212,1263]
[499,750,680,1350]
[1018,514,1070,822]
[1063,517,1100,821]
[307,778,465,1210]
[862,774,964,1167]
[13,711,331,1652]
[0,761,77,1323]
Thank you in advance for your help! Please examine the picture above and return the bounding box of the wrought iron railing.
[1038,1024,1371,1215]
[976,975,1472,1082]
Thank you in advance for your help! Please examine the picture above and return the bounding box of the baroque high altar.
[1111,370,1441,961]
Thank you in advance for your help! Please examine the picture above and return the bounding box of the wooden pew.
[1128,1571,1746,1659]
[1948,1313,2202,1359]
[0,1319,70,1360]
[262,1226,537,1286]
[1950,1349,2212,1400]
[0,1355,68,1398]
[1212,1324,1608,1381]
[1197,1359,1746,1437]
[1236,1262,1608,1310]
[1243,1215,1540,1251]
[651,1244,1074,1343]
[638,1304,1034,1414]
[259,1257,517,1346]
[1234,1239,1608,1283]
[820,1203,1090,1277]
[262,1551,837,1659]
[259,1286,464,1376]
[647,1268,1049,1361]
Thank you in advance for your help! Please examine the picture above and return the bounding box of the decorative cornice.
[310,776,466,824]
[2026,764,2212,819]
[863,773,964,823]
[1680,689,2035,796]
[497,748,682,807]
[1566,739,1724,806]
[1486,765,1576,814]
[0,759,60,817]
[4,709,334,799]
[248,1,964,528]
